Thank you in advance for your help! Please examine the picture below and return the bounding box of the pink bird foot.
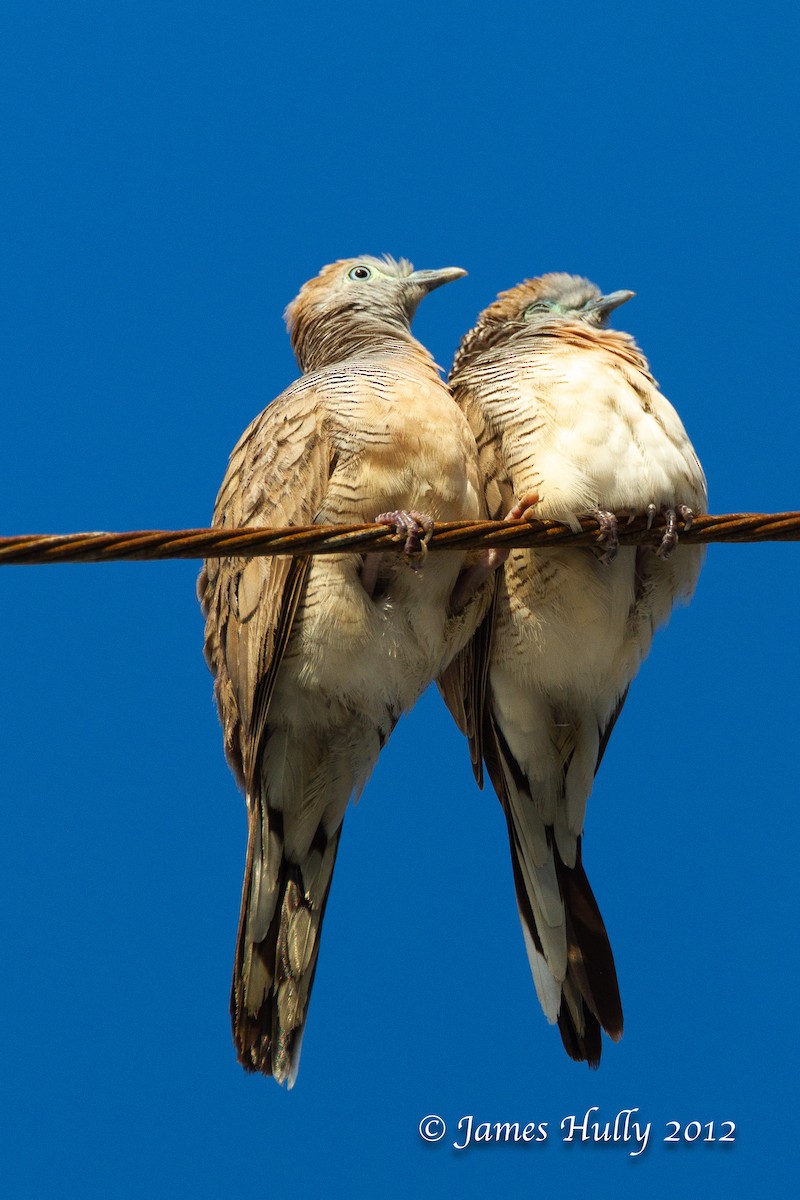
[591,508,620,564]
[647,503,695,558]
[375,509,435,562]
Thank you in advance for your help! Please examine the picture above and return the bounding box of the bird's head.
[513,274,634,328]
[285,256,467,372]
[452,272,635,373]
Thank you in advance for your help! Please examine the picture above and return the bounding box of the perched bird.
[198,255,498,1085]
[440,272,707,1065]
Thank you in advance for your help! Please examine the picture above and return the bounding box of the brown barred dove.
[439,272,707,1065]
[199,255,498,1085]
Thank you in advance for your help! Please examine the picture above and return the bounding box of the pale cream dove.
[440,272,707,1065]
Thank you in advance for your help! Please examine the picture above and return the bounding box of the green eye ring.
[348,265,372,281]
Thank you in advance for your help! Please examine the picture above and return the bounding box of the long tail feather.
[231,798,342,1085]
[486,715,623,1065]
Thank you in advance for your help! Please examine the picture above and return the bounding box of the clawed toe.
[505,490,541,522]
[676,504,694,532]
[375,509,435,565]
[658,508,679,557]
[649,504,694,557]
[592,508,619,564]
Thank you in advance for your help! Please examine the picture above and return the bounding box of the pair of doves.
[198,256,706,1085]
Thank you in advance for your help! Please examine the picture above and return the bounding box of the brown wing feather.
[596,687,629,773]
[198,386,334,783]
[247,556,311,793]
[437,377,506,786]
[436,585,497,788]
[199,383,336,1082]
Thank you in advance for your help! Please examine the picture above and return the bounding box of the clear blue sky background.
[2,3,797,1197]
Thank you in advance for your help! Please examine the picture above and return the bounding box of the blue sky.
[2,2,798,1196]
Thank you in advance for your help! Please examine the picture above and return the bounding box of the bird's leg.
[375,509,435,564]
[658,507,679,557]
[360,510,435,597]
[591,508,620,564]
[449,492,540,612]
[647,503,695,558]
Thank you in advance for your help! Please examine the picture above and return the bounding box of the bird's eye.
[348,265,372,281]
[523,301,549,318]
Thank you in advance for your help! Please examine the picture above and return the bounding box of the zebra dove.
[199,256,496,1084]
[440,272,707,1065]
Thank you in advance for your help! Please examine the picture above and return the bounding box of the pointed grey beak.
[588,289,635,321]
[408,266,468,294]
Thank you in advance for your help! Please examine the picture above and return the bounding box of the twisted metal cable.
[0,512,798,566]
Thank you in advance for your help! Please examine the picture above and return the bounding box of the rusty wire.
[0,512,798,566]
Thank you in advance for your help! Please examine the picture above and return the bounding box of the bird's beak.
[588,289,635,321]
[408,266,468,293]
